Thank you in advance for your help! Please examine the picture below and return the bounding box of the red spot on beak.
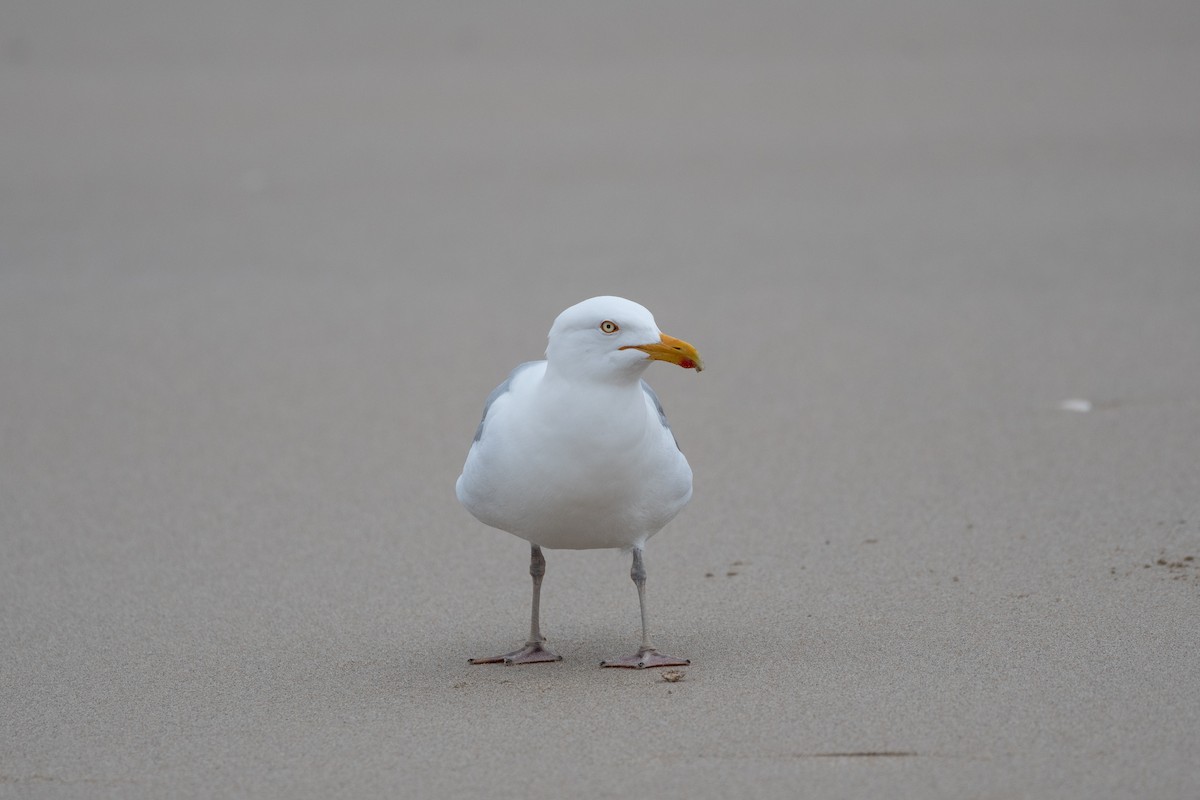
[679,358,696,370]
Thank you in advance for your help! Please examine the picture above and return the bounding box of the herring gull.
[456,296,702,668]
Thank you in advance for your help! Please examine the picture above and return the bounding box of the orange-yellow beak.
[620,333,703,372]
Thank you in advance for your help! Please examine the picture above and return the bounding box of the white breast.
[456,368,692,550]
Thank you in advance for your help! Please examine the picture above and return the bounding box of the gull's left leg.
[601,547,690,669]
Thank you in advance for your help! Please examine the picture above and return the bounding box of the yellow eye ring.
[599,320,619,334]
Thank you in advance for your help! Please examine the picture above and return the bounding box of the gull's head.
[546,296,703,381]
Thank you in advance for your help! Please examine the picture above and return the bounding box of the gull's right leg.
[470,544,563,665]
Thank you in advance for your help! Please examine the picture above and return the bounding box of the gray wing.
[473,361,539,442]
[641,379,680,451]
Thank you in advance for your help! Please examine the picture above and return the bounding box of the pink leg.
[470,545,563,666]
[601,548,689,669]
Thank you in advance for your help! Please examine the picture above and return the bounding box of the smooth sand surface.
[3,2,1199,797]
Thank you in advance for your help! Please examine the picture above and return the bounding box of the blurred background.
[2,2,1198,796]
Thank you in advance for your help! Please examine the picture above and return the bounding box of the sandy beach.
[3,2,1199,797]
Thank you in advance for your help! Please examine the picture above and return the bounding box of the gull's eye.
[599,320,619,334]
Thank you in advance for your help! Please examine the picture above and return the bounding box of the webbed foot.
[469,641,563,665]
[600,647,689,669]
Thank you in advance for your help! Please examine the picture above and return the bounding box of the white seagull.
[456,296,703,668]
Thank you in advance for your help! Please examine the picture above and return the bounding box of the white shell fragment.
[1059,399,1093,413]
